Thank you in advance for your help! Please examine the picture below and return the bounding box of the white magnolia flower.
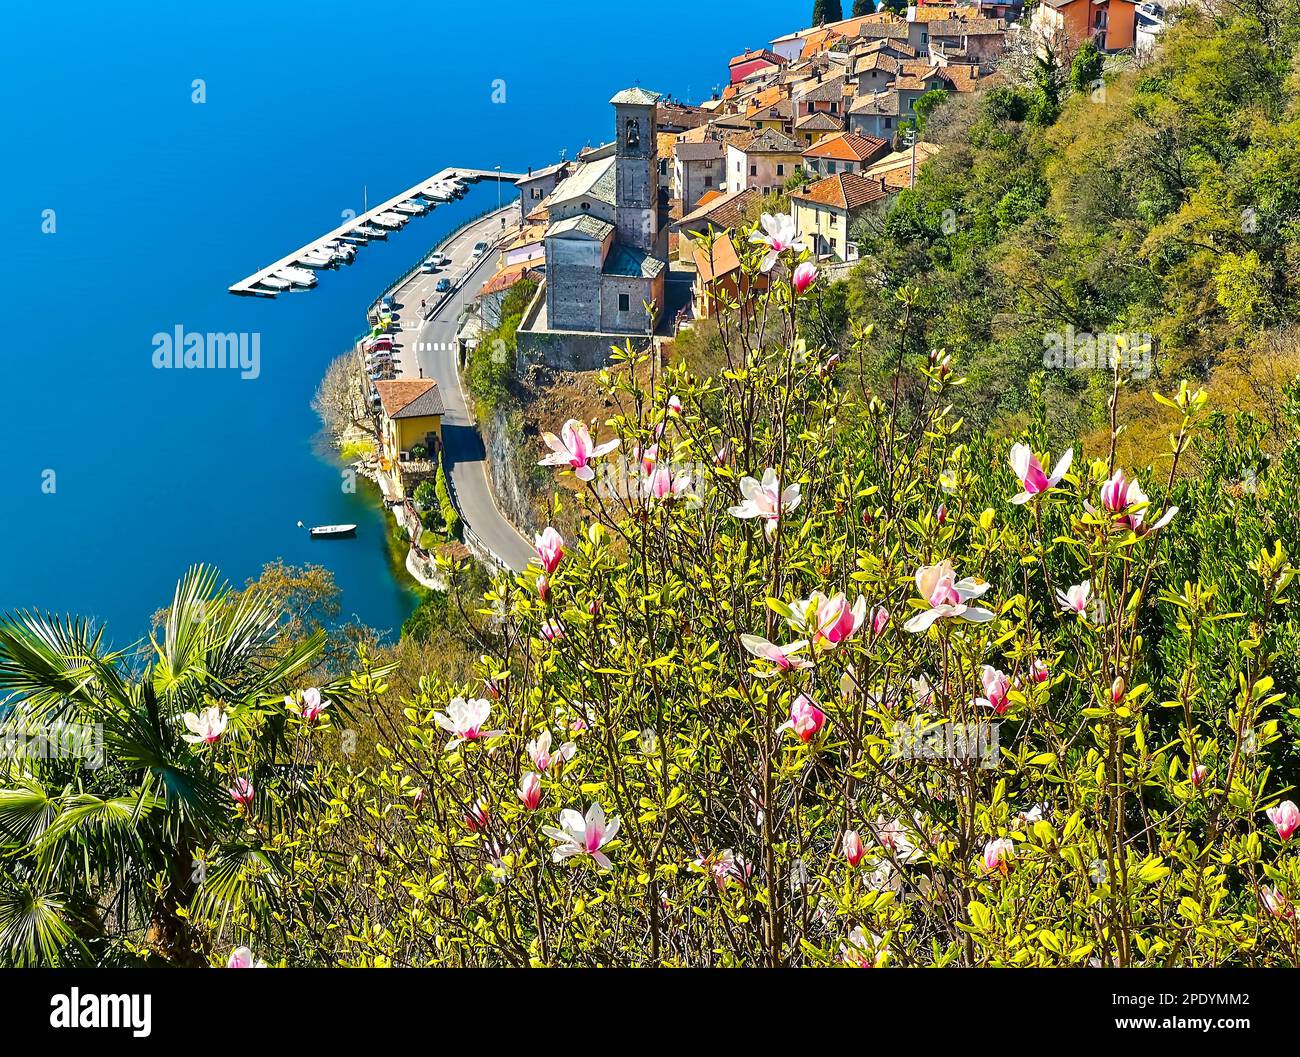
[527,729,576,772]
[729,468,801,539]
[542,802,620,870]
[182,706,228,745]
[903,560,995,633]
[748,211,807,272]
[433,697,503,750]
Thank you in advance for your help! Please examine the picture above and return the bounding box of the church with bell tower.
[518,86,669,369]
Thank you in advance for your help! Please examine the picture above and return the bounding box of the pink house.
[728,48,787,85]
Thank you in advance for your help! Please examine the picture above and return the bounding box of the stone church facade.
[517,88,668,370]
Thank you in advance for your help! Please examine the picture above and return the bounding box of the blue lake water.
[0,0,793,639]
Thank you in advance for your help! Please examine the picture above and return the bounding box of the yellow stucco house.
[790,171,891,262]
[374,379,445,490]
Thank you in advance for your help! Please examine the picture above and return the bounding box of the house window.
[705,159,713,168]
[885,118,892,128]
[830,102,838,114]
[777,163,785,176]
[618,293,630,312]
[750,164,757,176]
[826,161,836,173]
[704,175,713,187]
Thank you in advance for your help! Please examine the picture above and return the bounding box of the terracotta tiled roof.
[692,232,742,282]
[926,16,1005,34]
[375,379,445,420]
[729,48,786,68]
[801,131,888,163]
[731,127,802,153]
[695,189,724,207]
[849,90,901,117]
[479,261,541,297]
[795,111,844,132]
[791,171,890,211]
[675,187,761,231]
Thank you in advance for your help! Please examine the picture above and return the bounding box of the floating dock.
[229,167,523,297]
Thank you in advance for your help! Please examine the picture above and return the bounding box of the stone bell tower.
[610,87,660,253]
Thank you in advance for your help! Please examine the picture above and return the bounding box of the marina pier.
[228,167,523,298]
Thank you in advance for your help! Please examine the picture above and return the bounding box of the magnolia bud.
[1110,676,1125,704]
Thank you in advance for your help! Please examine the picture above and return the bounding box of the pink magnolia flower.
[667,394,682,416]
[1190,764,1208,787]
[543,802,621,870]
[644,463,694,502]
[791,591,867,650]
[982,837,1015,876]
[1267,800,1300,841]
[534,527,565,573]
[903,560,995,633]
[226,946,266,968]
[1261,886,1294,920]
[779,694,826,743]
[740,634,813,677]
[286,687,329,724]
[937,502,948,524]
[871,606,890,636]
[977,665,1011,715]
[729,468,801,539]
[749,211,806,272]
[1111,676,1126,704]
[843,830,866,868]
[536,574,551,601]
[1008,442,1072,504]
[182,706,228,745]
[540,619,566,642]
[1029,659,1050,684]
[1097,468,1177,535]
[876,816,920,862]
[792,261,818,295]
[637,443,659,476]
[1056,580,1091,615]
[527,729,576,773]
[433,697,504,750]
[538,418,619,482]
[696,849,747,890]
[228,777,254,808]
[464,800,489,832]
[842,926,882,968]
[518,772,542,811]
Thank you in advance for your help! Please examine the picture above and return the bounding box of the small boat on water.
[275,267,317,287]
[308,524,357,539]
[371,212,405,229]
[260,275,292,290]
[393,202,423,216]
[355,224,387,239]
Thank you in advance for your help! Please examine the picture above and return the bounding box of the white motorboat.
[275,266,317,287]
[393,202,423,215]
[308,524,357,539]
[260,275,292,290]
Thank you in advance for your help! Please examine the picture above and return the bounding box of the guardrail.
[438,460,513,574]
[367,203,516,319]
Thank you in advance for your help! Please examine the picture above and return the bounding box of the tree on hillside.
[851,0,876,16]
[812,0,843,26]
[1069,39,1105,95]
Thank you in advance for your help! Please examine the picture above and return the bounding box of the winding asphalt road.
[386,206,535,572]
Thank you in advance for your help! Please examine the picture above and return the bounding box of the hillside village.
[374,0,1175,552]
[465,0,1165,370]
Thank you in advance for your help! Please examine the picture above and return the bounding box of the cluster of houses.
[461,0,1154,367]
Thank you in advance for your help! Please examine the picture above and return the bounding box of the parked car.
[435,277,452,293]
[472,240,488,258]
